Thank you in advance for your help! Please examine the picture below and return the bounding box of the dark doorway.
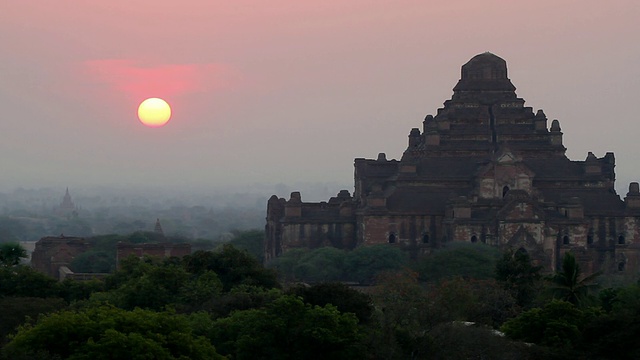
[388,233,396,244]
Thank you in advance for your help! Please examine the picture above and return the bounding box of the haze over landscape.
[2,1,639,196]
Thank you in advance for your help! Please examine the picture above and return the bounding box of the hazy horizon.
[3,1,640,197]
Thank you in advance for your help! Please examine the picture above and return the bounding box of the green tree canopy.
[97,256,193,311]
[210,295,362,360]
[501,300,601,350]
[184,245,279,291]
[495,248,542,308]
[415,242,502,282]
[0,265,59,298]
[0,296,67,346]
[269,245,408,284]
[2,305,224,360]
[294,247,348,282]
[288,282,374,324]
[582,284,640,359]
[0,217,27,243]
[345,245,408,284]
[69,250,114,273]
[0,242,27,267]
[226,229,264,262]
[548,252,601,306]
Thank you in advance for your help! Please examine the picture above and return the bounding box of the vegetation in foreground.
[1,239,640,359]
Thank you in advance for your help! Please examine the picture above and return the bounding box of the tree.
[227,229,264,262]
[0,217,27,243]
[288,282,374,324]
[344,244,408,284]
[495,248,542,308]
[69,250,114,273]
[205,285,283,319]
[548,252,601,306]
[431,278,519,329]
[0,242,27,267]
[97,256,191,310]
[0,297,67,346]
[369,270,439,359]
[210,295,362,360]
[501,300,601,350]
[415,242,501,282]
[2,305,224,360]
[0,265,59,298]
[428,321,548,360]
[582,284,640,359]
[183,245,279,291]
[57,278,105,303]
[294,247,347,282]
[270,245,408,284]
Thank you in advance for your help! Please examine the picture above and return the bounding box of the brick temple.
[265,52,640,274]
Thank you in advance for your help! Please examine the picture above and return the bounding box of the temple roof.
[453,52,516,94]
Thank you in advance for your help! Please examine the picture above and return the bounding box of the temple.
[265,53,640,274]
[55,187,77,216]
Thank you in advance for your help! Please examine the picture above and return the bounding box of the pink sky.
[1,1,639,196]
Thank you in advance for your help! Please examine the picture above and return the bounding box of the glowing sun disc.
[138,98,171,127]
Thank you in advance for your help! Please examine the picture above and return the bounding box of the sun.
[137,98,171,127]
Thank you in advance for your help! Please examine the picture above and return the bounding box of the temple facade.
[265,53,640,274]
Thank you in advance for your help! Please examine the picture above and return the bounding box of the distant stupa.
[154,218,164,236]
[61,188,74,210]
[55,187,76,216]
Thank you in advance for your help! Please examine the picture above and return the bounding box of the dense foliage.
[0,242,27,267]
[2,243,640,359]
[415,241,502,282]
[3,305,224,360]
[268,244,408,283]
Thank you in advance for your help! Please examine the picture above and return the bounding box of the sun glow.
[137,98,171,127]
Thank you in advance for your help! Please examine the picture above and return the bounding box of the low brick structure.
[31,235,90,279]
[116,242,191,267]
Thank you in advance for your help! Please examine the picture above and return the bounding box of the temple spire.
[154,218,164,236]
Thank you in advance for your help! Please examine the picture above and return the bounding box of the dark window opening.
[471,235,478,243]
[422,234,429,243]
[618,235,625,245]
[587,233,594,244]
[502,186,510,198]
[388,233,396,244]
[618,262,625,271]
[563,235,570,245]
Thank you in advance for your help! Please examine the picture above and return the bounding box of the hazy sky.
[2,1,639,197]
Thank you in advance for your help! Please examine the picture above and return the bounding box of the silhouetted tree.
[210,295,362,360]
[288,282,374,324]
[0,242,27,267]
[183,245,279,291]
[415,242,502,282]
[2,305,224,360]
[495,248,542,308]
[548,252,600,306]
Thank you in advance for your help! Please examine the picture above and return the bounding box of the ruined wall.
[279,222,356,252]
[31,236,91,279]
[115,242,191,267]
[265,191,356,261]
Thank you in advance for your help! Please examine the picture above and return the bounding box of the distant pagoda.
[154,218,164,236]
[55,187,76,216]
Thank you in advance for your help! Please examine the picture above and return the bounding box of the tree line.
[1,239,639,359]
